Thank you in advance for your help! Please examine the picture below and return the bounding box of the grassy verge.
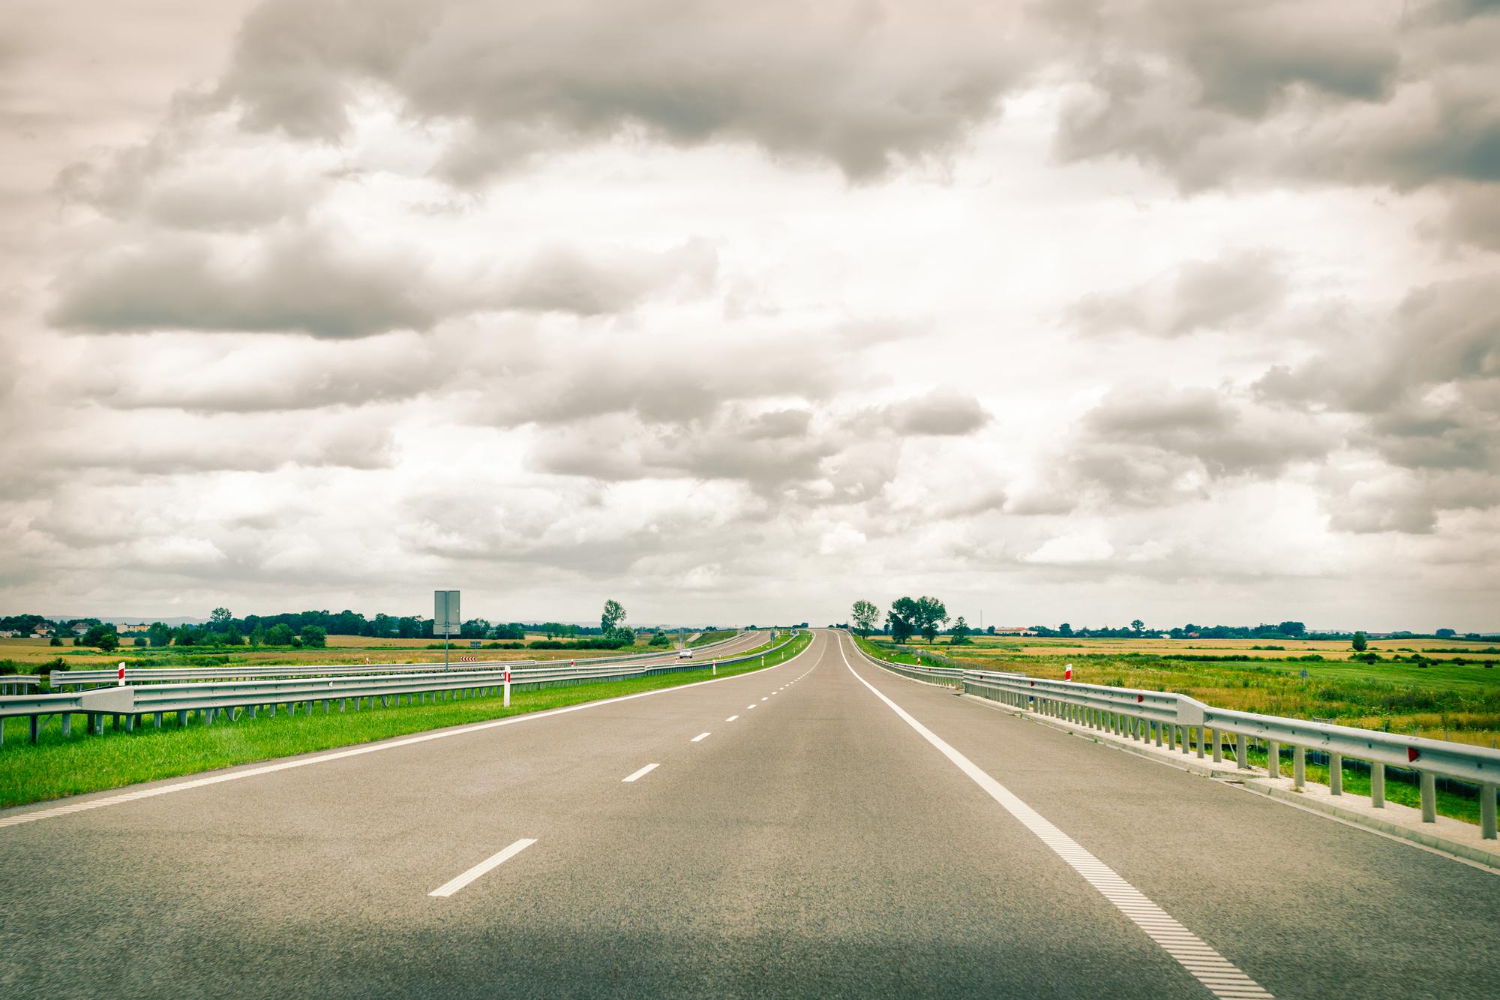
[0,630,813,810]
[690,629,739,647]
[854,632,1492,826]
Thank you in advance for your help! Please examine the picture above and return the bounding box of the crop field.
[863,634,1500,750]
[0,633,671,672]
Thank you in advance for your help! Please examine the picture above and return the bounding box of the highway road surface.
[2,630,1497,998]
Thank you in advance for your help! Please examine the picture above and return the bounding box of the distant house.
[118,623,150,634]
[70,624,89,636]
[0,630,18,638]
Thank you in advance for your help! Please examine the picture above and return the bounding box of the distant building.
[0,630,18,638]
[118,623,150,634]
[70,624,88,636]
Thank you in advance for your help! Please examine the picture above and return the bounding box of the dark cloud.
[884,389,991,435]
[218,0,1028,182]
[1049,1,1500,247]
[1069,249,1286,337]
[50,229,438,338]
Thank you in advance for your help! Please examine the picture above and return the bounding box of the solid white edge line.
[0,633,817,830]
[837,633,1273,1000]
[692,732,711,742]
[622,763,659,783]
[429,837,537,898]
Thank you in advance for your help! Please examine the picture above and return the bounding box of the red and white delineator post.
[712,659,717,676]
[1064,662,1074,682]
[503,666,511,707]
[117,662,126,686]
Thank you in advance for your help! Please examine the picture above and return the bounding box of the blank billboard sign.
[434,590,461,636]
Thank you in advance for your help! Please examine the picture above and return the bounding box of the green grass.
[0,630,813,810]
[855,633,1495,825]
[689,629,739,647]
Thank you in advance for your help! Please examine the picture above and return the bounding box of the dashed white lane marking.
[429,838,537,898]
[760,697,768,701]
[726,715,739,722]
[748,704,757,709]
[0,633,816,831]
[691,732,711,742]
[838,636,1273,1000]
[622,763,659,783]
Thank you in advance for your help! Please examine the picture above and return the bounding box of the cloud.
[883,389,991,435]
[1068,249,1287,337]
[50,229,439,338]
[218,0,1029,182]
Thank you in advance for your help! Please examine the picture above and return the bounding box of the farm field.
[0,632,674,671]
[861,634,1500,750]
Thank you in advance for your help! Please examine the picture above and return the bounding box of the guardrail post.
[61,714,72,738]
[1293,746,1305,789]
[1210,727,1221,762]
[1482,784,1497,840]
[1193,726,1202,758]
[1371,762,1385,807]
[1235,732,1248,770]
[1167,724,1176,751]
[1266,740,1279,779]
[1420,772,1437,823]
[1328,752,1342,795]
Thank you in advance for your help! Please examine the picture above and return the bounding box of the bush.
[97,633,119,652]
[49,636,62,647]
[300,625,327,649]
[0,660,18,675]
[132,637,147,648]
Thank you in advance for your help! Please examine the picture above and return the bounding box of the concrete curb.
[960,692,1500,872]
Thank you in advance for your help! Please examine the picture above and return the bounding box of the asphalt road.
[1,629,1496,999]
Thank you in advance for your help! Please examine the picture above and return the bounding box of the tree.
[300,625,327,648]
[49,636,61,647]
[1058,622,1073,637]
[1278,621,1307,637]
[249,625,265,648]
[649,630,670,647]
[986,625,996,635]
[147,622,173,647]
[264,623,293,646]
[911,596,948,643]
[1130,619,1145,634]
[851,600,880,637]
[601,599,627,632]
[1436,628,1456,639]
[209,607,233,630]
[1352,631,1368,652]
[950,616,973,645]
[132,636,147,647]
[888,597,921,644]
[97,633,119,652]
[80,623,117,648]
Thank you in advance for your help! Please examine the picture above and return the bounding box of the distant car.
[678,648,693,659]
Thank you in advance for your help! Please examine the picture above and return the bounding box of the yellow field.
[945,635,1499,658]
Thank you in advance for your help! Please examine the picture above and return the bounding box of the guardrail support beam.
[1371,762,1385,807]
[1328,753,1342,795]
[1420,772,1437,823]
[1482,784,1497,840]
[1236,732,1248,770]
[1293,746,1305,789]
[1267,740,1279,779]
[61,714,72,738]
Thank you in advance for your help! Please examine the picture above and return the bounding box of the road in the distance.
[1,629,1496,998]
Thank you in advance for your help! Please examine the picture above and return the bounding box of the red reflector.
[1408,747,1420,762]
[1136,694,1144,703]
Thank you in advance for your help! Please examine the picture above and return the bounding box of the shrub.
[49,636,61,647]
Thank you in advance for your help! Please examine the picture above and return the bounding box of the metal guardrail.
[0,633,797,747]
[848,633,1500,840]
[50,632,751,688]
[1,676,40,695]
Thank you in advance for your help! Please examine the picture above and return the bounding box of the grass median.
[0,630,812,810]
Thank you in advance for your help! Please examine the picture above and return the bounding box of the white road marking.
[748,704,757,709]
[428,838,537,898]
[838,635,1273,1000]
[622,763,659,783]
[0,632,819,830]
[726,715,739,722]
[760,697,768,701]
[691,732,711,742]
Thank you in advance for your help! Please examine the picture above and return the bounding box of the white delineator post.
[712,659,717,676]
[503,666,511,708]
[117,662,126,686]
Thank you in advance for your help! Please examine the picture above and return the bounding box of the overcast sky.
[2,0,1496,630]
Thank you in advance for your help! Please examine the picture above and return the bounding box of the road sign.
[434,590,461,636]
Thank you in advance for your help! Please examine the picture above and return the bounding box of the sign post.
[434,590,461,671]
